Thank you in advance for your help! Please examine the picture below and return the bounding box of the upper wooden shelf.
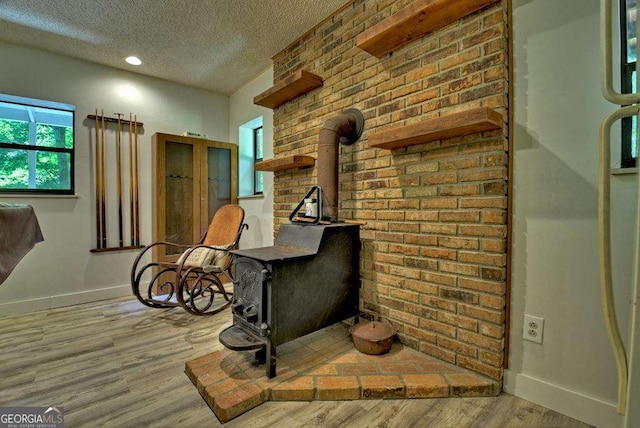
[255,155,315,172]
[253,70,323,109]
[356,0,500,58]
[368,107,503,150]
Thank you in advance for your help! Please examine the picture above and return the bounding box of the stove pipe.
[316,108,364,222]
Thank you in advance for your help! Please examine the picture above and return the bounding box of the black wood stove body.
[219,223,360,378]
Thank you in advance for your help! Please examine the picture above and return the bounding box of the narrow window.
[621,0,638,168]
[0,95,75,193]
[238,116,263,197]
[254,126,264,194]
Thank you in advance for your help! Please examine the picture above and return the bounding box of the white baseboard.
[0,284,132,316]
[504,371,623,428]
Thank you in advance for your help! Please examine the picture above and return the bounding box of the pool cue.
[94,109,101,248]
[129,113,134,246]
[134,114,140,246]
[116,113,123,247]
[100,110,107,248]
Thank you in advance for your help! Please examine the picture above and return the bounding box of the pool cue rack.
[88,110,145,253]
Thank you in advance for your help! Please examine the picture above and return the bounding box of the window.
[0,95,75,193]
[621,0,638,168]
[254,126,264,194]
[238,117,264,197]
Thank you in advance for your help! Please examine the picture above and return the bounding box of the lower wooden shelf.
[255,155,315,172]
[368,107,503,150]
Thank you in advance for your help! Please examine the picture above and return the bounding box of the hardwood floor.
[0,297,591,427]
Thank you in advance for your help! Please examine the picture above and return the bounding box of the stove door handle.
[261,268,270,282]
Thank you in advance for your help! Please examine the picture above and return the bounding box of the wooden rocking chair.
[131,204,248,316]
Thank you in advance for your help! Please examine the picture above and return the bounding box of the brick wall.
[270,0,508,380]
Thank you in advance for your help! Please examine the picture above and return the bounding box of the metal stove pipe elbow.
[316,109,364,222]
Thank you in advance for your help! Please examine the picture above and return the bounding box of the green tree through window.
[0,97,74,193]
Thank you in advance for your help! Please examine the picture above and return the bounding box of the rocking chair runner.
[131,204,248,316]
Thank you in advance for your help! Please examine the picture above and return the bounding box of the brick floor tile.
[186,352,230,379]
[332,353,359,364]
[204,377,251,398]
[325,341,353,353]
[403,374,449,398]
[211,391,241,422]
[288,353,327,372]
[197,367,243,393]
[235,382,266,406]
[187,350,226,368]
[316,376,360,400]
[254,367,297,390]
[213,383,265,423]
[394,347,430,361]
[236,359,258,371]
[320,347,352,362]
[279,346,315,363]
[278,340,306,355]
[308,364,339,376]
[356,349,401,362]
[298,331,326,345]
[341,363,379,375]
[219,354,242,369]
[445,373,498,397]
[420,362,458,372]
[243,365,266,379]
[196,366,249,389]
[360,375,405,399]
[270,376,315,401]
[188,361,223,378]
[379,362,421,374]
[308,335,340,351]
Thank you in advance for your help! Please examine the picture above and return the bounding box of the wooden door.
[200,140,238,235]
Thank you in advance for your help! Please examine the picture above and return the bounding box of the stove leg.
[266,339,276,378]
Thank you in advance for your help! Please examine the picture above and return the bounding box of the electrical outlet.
[523,314,544,344]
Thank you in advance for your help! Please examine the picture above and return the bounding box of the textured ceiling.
[0,0,347,95]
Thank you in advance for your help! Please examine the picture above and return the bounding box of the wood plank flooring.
[0,297,591,427]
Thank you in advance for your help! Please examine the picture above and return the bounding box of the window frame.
[0,98,75,194]
[253,125,264,195]
[621,0,638,168]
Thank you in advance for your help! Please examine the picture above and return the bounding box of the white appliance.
[599,1,640,425]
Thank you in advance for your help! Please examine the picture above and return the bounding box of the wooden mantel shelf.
[369,107,503,150]
[255,155,315,172]
[253,70,323,109]
[356,0,500,58]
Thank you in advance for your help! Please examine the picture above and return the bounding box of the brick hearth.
[186,323,500,423]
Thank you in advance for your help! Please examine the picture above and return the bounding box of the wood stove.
[219,109,364,378]
[219,223,360,378]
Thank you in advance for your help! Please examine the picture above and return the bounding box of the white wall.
[508,1,637,427]
[229,69,274,249]
[0,42,229,314]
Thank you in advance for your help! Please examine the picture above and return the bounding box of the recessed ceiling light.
[125,56,142,66]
